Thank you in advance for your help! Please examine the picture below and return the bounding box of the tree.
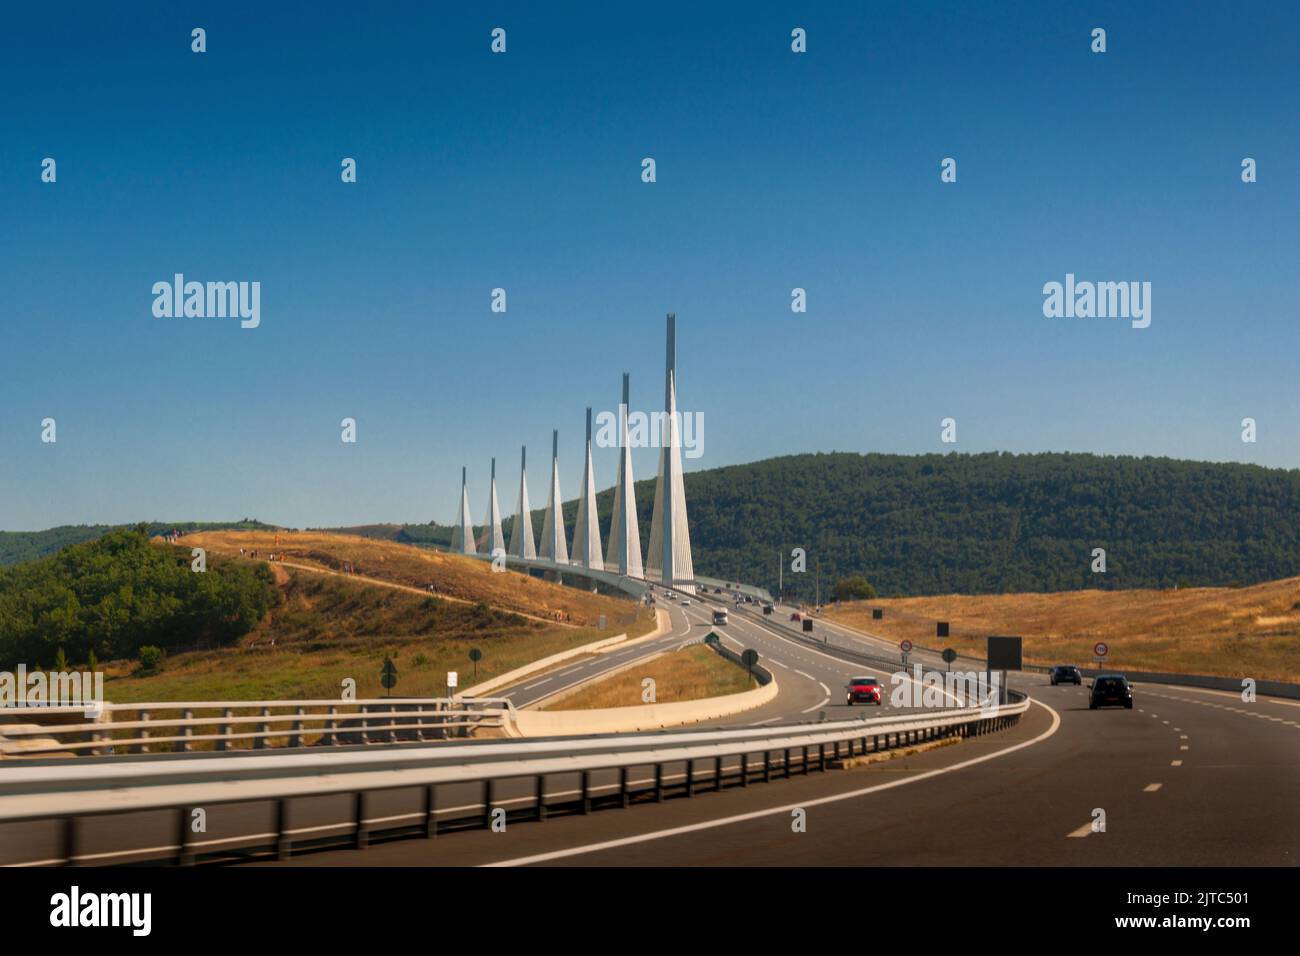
[833,575,877,601]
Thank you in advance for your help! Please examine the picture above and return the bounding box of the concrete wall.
[508,650,776,737]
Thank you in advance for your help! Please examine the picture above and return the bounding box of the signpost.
[937,622,950,638]
[986,636,1023,707]
[872,608,883,620]
[741,648,759,682]
[1093,641,1109,666]
[942,647,957,672]
[447,670,458,698]
[468,647,482,681]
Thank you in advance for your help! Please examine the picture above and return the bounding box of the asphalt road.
[4,591,1297,867]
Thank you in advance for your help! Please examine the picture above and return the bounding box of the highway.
[3,588,1297,868]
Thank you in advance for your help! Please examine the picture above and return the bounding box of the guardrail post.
[714,755,723,792]
[536,775,548,821]
[63,818,78,867]
[425,785,438,837]
[801,745,809,775]
[783,748,792,779]
[323,705,337,746]
[580,771,592,813]
[275,798,292,860]
[740,753,749,788]
[764,750,772,783]
[217,708,232,751]
[353,792,368,849]
[484,779,496,827]
[619,766,630,807]
[818,743,826,771]
[655,763,665,802]
[176,807,194,866]
[133,710,150,754]
[178,708,193,753]
[289,707,304,748]
[255,707,270,749]
[685,760,695,797]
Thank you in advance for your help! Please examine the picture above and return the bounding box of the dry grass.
[103,563,656,704]
[181,530,642,629]
[824,577,1300,681]
[543,644,754,711]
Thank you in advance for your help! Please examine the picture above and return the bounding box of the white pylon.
[607,373,643,578]
[509,445,536,559]
[571,407,605,571]
[450,465,477,555]
[647,314,694,593]
[480,457,506,558]
[539,429,569,564]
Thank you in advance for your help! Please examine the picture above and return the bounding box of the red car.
[790,612,802,622]
[845,676,883,705]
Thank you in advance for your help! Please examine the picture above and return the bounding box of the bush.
[137,645,163,672]
[833,575,877,601]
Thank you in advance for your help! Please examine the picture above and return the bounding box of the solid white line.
[1171,760,1182,767]
[1143,783,1162,792]
[1067,821,1095,838]
[800,697,831,714]
[522,678,551,690]
[482,697,1062,867]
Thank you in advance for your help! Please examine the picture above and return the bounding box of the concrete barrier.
[1075,667,1300,700]
[508,649,777,737]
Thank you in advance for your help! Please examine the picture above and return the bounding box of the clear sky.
[2,1,1297,531]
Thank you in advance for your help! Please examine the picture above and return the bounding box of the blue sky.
[1,1,1297,531]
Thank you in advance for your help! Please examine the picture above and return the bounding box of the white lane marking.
[749,717,781,726]
[768,660,789,670]
[483,698,1063,867]
[1067,821,1096,838]
[1171,760,1183,767]
[800,697,831,714]
[1180,735,1188,739]
[818,682,831,696]
[1143,783,1163,792]
[1180,745,1189,750]
[794,670,815,680]
[522,678,552,690]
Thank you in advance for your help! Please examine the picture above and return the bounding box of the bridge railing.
[0,691,1029,865]
[0,697,513,758]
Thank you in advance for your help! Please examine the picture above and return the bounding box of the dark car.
[846,676,883,705]
[1050,665,1082,686]
[1089,674,1133,709]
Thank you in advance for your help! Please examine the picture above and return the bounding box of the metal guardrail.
[0,698,512,758]
[0,692,1029,866]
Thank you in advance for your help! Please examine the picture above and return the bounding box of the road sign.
[942,648,957,663]
[900,640,914,653]
[447,670,458,690]
[987,636,1023,671]
[1093,641,1109,658]
[598,614,607,630]
[741,649,759,667]
[468,647,482,680]
[704,632,721,646]
[872,608,883,620]
[937,622,950,638]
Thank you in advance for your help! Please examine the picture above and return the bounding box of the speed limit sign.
[900,640,913,654]
[1093,642,1109,662]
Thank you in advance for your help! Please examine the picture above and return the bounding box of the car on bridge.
[1049,665,1083,686]
[712,608,729,625]
[1089,674,1134,710]
[790,611,801,622]
[846,677,883,705]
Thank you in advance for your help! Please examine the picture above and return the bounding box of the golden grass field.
[543,643,754,710]
[183,530,640,628]
[824,577,1300,681]
[101,533,655,703]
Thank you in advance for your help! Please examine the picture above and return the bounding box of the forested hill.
[664,452,1300,597]
[373,451,1300,597]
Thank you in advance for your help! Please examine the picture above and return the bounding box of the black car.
[1049,665,1082,686]
[1089,674,1133,709]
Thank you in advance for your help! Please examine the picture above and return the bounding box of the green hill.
[0,520,278,566]
[492,451,1300,598]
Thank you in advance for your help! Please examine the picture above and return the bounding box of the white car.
[681,598,691,606]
